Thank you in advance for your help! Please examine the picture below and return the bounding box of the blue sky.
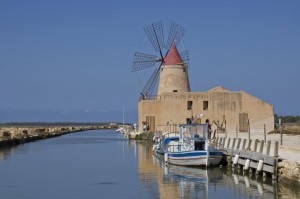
[0,0,299,122]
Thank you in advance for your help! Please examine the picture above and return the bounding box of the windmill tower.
[157,43,190,95]
[132,20,190,98]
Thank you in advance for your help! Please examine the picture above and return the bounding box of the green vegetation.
[274,114,300,123]
[271,114,300,135]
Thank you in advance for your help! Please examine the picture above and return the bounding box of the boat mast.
[122,107,125,127]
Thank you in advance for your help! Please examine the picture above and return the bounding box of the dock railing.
[214,137,279,180]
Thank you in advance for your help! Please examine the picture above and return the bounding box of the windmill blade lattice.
[144,20,165,57]
[132,20,188,97]
[141,68,160,97]
[166,21,186,49]
[180,50,190,67]
[132,52,159,72]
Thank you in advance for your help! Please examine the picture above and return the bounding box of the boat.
[153,132,179,154]
[116,126,126,134]
[116,107,126,134]
[153,136,179,154]
[165,123,223,167]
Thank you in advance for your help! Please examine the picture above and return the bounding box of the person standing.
[205,119,212,139]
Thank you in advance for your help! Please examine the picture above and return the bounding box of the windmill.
[132,20,190,99]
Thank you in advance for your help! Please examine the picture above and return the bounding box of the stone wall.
[138,86,274,133]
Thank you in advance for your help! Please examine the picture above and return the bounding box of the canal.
[0,130,299,199]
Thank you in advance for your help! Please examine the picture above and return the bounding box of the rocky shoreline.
[278,160,300,187]
[0,124,117,147]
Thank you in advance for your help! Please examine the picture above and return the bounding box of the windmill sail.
[166,21,186,49]
[132,52,159,72]
[132,20,189,97]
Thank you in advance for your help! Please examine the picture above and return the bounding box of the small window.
[203,101,208,110]
[187,101,193,110]
[186,118,192,124]
[173,90,178,92]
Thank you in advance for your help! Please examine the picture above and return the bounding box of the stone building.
[138,44,274,133]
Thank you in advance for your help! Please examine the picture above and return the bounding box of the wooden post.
[248,119,250,140]
[225,119,227,138]
[247,139,252,150]
[259,140,264,154]
[242,139,247,150]
[266,140,271,155]
[232,138,236,149]
[222,138,226,150]
[237,138,241,150]
[274,141,279,180]
[254,139,259,152]
[227,138,231,149]
[279,118,283,146]
[274,141,279,157]
[236,124,238,139]
[264,124,266,143]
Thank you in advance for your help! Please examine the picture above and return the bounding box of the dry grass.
[269,123,300,135]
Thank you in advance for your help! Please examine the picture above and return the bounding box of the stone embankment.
[0,124,116,146]
[278,160,300,187]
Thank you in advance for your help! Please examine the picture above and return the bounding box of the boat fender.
[233,154,239,165]
[257,159,264,172]
[244,159,250,170]
[164,153,169,165]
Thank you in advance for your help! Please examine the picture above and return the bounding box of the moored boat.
[165,123,223,167]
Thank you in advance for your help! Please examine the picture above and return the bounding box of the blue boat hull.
[168,151,223,166]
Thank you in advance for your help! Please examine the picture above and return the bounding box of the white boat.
[165,123,223,167]
[116,107,126,134]
[116,127,126,134]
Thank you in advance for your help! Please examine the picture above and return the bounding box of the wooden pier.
[214,137,279,179]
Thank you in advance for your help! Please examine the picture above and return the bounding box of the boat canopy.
[163,137,179,145]
[179,124,208,141]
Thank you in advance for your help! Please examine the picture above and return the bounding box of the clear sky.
[0,0,299,123]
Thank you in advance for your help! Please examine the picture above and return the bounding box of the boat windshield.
[179,124,208,141]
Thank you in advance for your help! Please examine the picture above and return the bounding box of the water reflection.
[137,141,299,199]
[0,131,299,199]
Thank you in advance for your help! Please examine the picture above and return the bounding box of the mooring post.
[259,140,264,154]
[222,137,226,150]
[236,124,238,139]
[248,119,250,140]
[273,141,279,180]
[274,141,279,157]
[225,119,227,138]
[237,138,241,150]
[254,139,259,152]
[279,118,283,146]
[264,124,266,143]
[247,139,252,150]
[232,138,236,149]
[227,138,231,149]
[242,139,247,150]
[266,140,271,156]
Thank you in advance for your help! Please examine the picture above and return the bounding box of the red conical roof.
[164,44,183,65]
